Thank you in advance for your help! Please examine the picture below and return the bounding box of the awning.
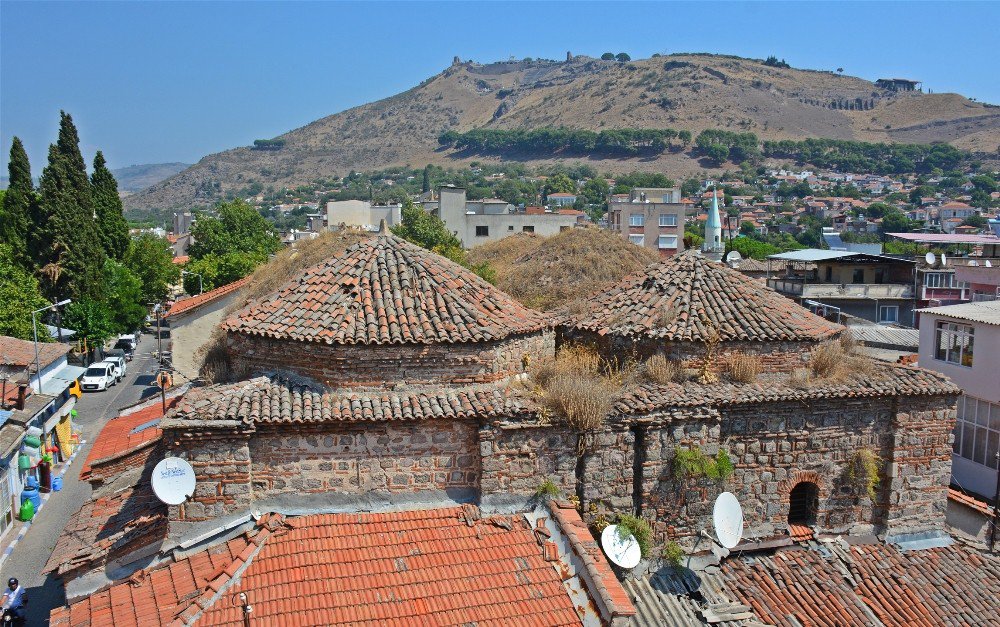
[38,365,86,396]
[44,324,77,339]
[44,396,75,432]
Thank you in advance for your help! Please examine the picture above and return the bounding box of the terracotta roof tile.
[164,277,249,319]
[164,373,533,428]
[562,251,843,343]
[222,234,548,345]
[81,396,181,480]
[53,508,585,627]
[0,335,70,369]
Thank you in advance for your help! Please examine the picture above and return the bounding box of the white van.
[80,363,116,392]
[102,355,127,382]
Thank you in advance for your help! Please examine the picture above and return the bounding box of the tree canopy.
[0,137,34,271]
[0,244,50,341]
[91,151,131,261]
[125,233,180,302]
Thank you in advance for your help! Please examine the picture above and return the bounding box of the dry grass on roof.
[466,227,658,311]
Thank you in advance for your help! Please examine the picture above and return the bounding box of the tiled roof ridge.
[0,335,71,368]
[222,233,549,346]
[562,250,844,343]
[164,276,250,319]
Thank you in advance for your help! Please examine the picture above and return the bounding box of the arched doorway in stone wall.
[788,481,819,525]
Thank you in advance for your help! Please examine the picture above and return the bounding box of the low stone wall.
[249,420,480,496]
[479,423,578,498]
[227,330,554,386]
[168,433,253,522]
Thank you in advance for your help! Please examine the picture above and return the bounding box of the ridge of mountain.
[125,53,1000,211]
[113,162,192,193]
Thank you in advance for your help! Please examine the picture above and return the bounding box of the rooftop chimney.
[17,383,28,411]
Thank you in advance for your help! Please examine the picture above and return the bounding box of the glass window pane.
[961,424,976,461]
[974,426,988,465]
[953,421,963,454]
[986,430,1000,471]
[956,396,966,420]
[990,402,1000,431]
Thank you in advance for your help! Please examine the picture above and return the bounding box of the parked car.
[112,338,135,360]
[68,377,82,399]
[106,347,130,365]
[117,334,138,351]
[102,355,126,382]
[80,363,115,392]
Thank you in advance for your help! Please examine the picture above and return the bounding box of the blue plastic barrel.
[52,476,63,491]
[25,476,39,490]
[21,485,41,511]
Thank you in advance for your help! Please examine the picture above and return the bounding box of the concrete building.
[918,300,1000,501]
[607,187,686,258]
[767,249,916,325]
[325,200,401,231]
[162,277,250,380]
[431,187,579,247]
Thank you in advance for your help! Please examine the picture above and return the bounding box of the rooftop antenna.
[600,524,642,569]
[151,457,197,505]
[940,252,948,267]
[713,492,744,549]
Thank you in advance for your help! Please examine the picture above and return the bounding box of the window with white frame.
[952,395,1000,470]
[924,272,956,288]
[934,320,974,366]
[629,214,645,227]
[628,234,644,246]
[658,213,677,227]
[657,235,678,249]
[878,305,899,323]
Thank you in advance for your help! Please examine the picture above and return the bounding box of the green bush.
[662,541,685,568]
[616,514,653,558]
[673,447,734,482]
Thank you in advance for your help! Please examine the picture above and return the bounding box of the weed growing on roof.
[662,541,685,569]
[696,325,722,384]
[530,345,628,432]
[727,352,760,383]
[673,446,734,482]
[643,354,684,384]
[848,448,883,500]
[616,514,653,559]
[535,478,561,501]
[797,337,878,386]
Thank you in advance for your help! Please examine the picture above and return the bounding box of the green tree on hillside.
[189,199,281,260]
[422,165,432,193]
[601,52,615,61]
[544,173,576,197]
[391,200,495,283]
[91,151,131,261]
[616,53,631,63]
[35,112,106,301]
[880,210,913,234]
[103,259,147,333]
[0,137,35,270]
[125,233,179,302]
[0,244,50,341]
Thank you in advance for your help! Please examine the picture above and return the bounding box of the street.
[0,333,163,626]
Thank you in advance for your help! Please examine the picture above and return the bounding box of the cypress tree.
[0,137,34,270]
[422,165,431,193]
[36,112,106,301]
[91,151,130,260]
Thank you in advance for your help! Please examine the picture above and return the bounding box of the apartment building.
[607,187,686,257]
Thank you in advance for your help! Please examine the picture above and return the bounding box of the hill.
[466,228,659,311]
[112,162,191,193]
[126,53,1000,211]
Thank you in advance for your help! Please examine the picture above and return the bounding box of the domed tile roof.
[223,234,548,345]
[563,251,843,343]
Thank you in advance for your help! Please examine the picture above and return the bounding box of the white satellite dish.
[940,253,948,267]
[713,492,744,549]
[986,260,993,267]
[725,250,743,267]
[601,525,642,569]
[924,252,936,266]
[969,260,979,267]
[151,457,197,505]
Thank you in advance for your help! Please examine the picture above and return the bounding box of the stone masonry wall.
[479,423,578,497]
[559,328,820,373]
[227,330,554,387]
[167,433,253,522]
[249,420,480,496]
[884,395,956,535]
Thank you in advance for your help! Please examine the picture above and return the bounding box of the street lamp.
[32,299,71,393]
[181,270,203,295]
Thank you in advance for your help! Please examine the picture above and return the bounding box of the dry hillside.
[128,53,1000,211]
[467,228,659,311]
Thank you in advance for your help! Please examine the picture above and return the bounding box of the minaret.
[703,189,724,260]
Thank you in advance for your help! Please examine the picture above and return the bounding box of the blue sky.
[2,1,998,173]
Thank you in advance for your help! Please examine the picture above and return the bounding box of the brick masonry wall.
[167,433,253,522]
[227,330,554,386]
[559,328,819,373]
[87,441,161,486]
[479,424,578,496]
[248,420,480,495]
[884,396,955,535]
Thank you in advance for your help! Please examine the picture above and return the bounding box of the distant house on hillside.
[425,187,578,247]
[876,78,921,92]
[546,192,577,207]
[607,188,687,258]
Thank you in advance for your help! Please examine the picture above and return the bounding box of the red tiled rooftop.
[81,395,181,480]
[53,507,591,626]
[171,255,189,265]
[164,276,249,319]
[223,234,549,345]
[0,335,70,369]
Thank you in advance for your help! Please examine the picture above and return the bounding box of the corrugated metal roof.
[888,232,1000,244]
[769,249,857,262]
[625,568,766,627]
[847,324,919,349]
[918,300,1000,326]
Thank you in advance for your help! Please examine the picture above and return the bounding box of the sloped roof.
[0,335,69,369]
[918,300,1000,327]
[81,395,182,480]
[223,234,548,345]
[563,252,843,343]
[163,373,532,429]
[164,276,249,319]
[52,508,595,627]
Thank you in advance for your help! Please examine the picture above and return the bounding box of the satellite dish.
[713,492,744,549]
[969,260,979,267]
[940,253,948,267]
[151,457,196,505]
[986,260,993,267]
[601,525,642,569]
[924,252,936,266]
[724,250,743,267]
